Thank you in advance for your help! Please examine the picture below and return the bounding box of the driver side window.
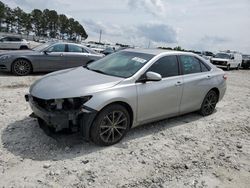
[147,55,179,78]
[47,44,65,52]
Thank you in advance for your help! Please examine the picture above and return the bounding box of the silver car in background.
[25,49,227,146]
[0,42,104,75]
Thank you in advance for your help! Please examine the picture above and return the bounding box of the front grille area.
[212,61,227,66]
[0,65,7,69]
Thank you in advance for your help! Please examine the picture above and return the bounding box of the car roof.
[123,48,196,56]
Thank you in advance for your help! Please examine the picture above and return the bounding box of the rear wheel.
[20,45,28,50]
[236,64,240,70]
[90,104,130,146]
[199,90,218,116]
[12,59,32,76]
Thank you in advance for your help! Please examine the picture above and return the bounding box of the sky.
[2,0,250,53]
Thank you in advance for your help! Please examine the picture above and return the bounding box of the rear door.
[9,37,21,49]
[136,55,183,124]
[39,43,67,71]
[178,55,212,114]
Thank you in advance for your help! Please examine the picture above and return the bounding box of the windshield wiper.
[90,69,106,74]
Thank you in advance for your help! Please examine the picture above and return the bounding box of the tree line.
[0,1,88,39]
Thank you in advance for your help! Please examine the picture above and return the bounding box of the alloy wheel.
[99,110,128,144]
[203,92,217,115]
[13,59,31,76]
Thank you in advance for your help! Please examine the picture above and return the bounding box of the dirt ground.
[0,69,249,188]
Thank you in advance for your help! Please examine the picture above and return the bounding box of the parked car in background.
[241,55,250,69]
[103,46,116,55]
[0,36,30,50]
[0,42,104,76]
[201,51,214,60]
[26,49,227,146]
[210,52,242,70]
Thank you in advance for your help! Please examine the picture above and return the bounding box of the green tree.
[58,14,68,35]
[4,6,15,32]
[31,9,43,36]
[0,1,5,31]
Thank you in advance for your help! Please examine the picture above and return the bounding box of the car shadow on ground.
[0,71,49,77]
[1,112,204,161]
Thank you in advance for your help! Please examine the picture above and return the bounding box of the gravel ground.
[0,70,249,188]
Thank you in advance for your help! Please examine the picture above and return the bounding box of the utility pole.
[147,40,150,48]
[99,29,102,43]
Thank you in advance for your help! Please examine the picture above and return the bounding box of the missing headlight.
[62,96,92,110]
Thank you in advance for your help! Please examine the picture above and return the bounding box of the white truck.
[210,51,242,70]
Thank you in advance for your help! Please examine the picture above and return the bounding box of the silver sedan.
[0,42,104,76]
[26,49,227,146]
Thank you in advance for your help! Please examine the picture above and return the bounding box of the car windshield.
[243,55,250,59]
[87,51,154,78]
[215,53,230,59]
[32,43,54,51]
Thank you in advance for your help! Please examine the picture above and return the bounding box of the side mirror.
[231,56,234,60]
[146,72,162,81]
[43,50,50,55]
[137,71,162,83]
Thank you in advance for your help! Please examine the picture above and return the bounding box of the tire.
[20,46,28,50]
[226,64,230,71]
[236,64,240,70]
[199,90,218,116]
[12,59,32,76]
[90,104,130,146]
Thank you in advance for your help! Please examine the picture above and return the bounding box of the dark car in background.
[241,55,250,69]
[103,46,116,55]
[0,42,104,75]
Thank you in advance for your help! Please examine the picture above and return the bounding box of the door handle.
[175,81,183,86]
[60,53,63,56]
[206,75,211,79]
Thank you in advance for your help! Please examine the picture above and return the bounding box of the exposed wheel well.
[12,58,33,72]
[210,88,220,101]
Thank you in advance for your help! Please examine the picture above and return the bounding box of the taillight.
[223,74,227,80]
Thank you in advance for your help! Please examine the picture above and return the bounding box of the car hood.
[0,50,39,56]
[30,67,123,99]
[211,58,229,61]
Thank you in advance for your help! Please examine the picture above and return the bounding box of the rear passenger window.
[179,55,201,74]
[147,56,179,78]
[200,62,209,72]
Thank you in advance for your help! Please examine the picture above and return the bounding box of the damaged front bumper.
[25,94,97,140]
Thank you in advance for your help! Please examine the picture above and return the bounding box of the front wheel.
[90,104,130,146]
[226,64,230,71]
[12,59,32,76]
[199,90,218,116]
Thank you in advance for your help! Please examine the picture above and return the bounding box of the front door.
[136,55,183,124]
[39,43,67,71]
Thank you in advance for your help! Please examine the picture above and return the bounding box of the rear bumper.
[25,94,97,140]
